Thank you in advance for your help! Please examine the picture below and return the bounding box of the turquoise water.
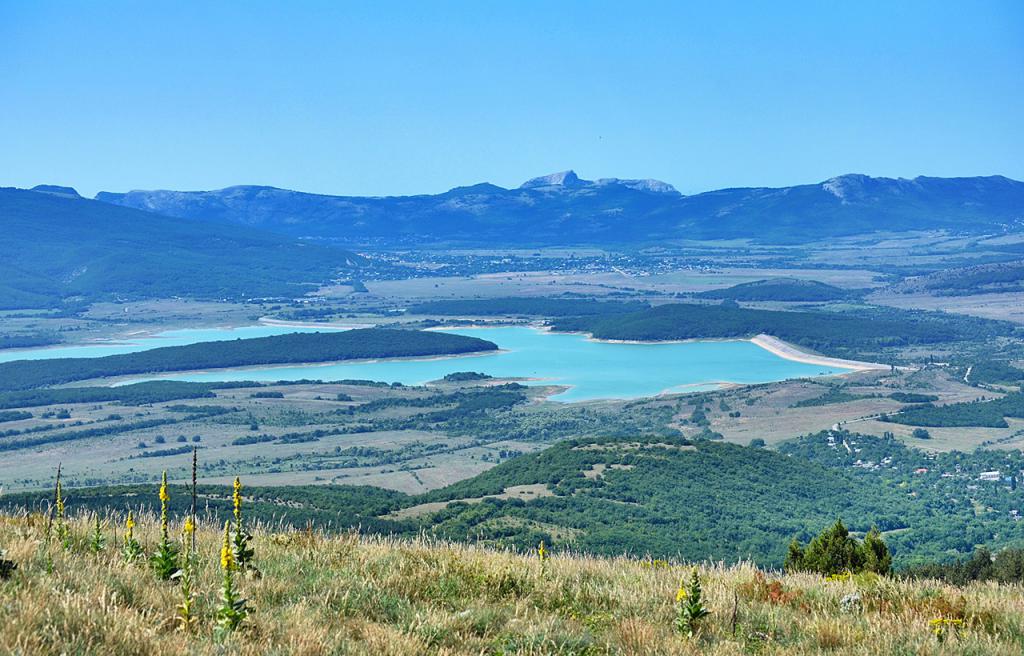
[2,325,850,402]
[160,326,848,401]
[0,325,351,363]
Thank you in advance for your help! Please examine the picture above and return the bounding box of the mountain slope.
[0,187,364,308]
[97,172,1024,246]
[411,435,918,566]
[697,278,862,302]
[4,513,1022,654]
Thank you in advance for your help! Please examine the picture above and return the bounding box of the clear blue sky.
[1,1,1021,197]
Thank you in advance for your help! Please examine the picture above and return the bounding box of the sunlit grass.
[1,510,1023,654]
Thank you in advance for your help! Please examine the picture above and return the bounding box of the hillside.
[889,259,1024,297]
[1,512,1022,655]
[96,172,1024,246]
[697,278,862,302]
[0,328,498,391]
[0,187,364,308]
[410,435,920,566]
[549,303,1016,361]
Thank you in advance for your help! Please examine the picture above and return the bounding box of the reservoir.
[1,325,852,402]
[34,325,857,402]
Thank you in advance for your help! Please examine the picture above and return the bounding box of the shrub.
[786,520,891,576]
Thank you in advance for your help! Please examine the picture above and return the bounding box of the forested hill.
[0,187,364,309]
[0,328,497,391]
[96,172,1024,246]
[549,303,1017,361]
[697,278,862,302]
[415,436,908,566]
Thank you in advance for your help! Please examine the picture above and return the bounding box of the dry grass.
[1,512,1023,654]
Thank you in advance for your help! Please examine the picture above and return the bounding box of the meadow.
[2,507,1023,655]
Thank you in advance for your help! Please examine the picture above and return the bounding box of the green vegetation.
[550,302,1014,361]
[408,297,648,316]
[785,520,891,576]
[0,482,409,534]
[698,278,862,302]
[9,421,1024,571]
[792,386,866,407]
[0,332,62,349]
[0,329,497,391]
[779,431,1024,564]
[7,511,1024,655]
[0,188,366,307]
[442,371,493,382]
[889,392,939,404]
[0,418,179,453]
[880,392,1024,428]
[413,435,918,567]
[0,410,31,423]
[0,380,251,409]
[964,359,1024,386]
[906,546,1024,585]
[923,260,1024,296]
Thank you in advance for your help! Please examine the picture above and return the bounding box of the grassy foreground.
[1,513,1023,655]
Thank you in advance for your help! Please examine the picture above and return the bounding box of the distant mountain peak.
[95,173,1024,246]
[518,170,677,194]
[595,178,679,194]
[519,170,588,189]
[30,185,80,198]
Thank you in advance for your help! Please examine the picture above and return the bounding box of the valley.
[3,177,1024,573]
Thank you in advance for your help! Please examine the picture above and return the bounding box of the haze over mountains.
[3,171,1023,309]
[0,187,362,309]
[96,172,1024,245]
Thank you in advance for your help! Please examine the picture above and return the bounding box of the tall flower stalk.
[675,568,711,637]
[216,520,248,636]
[150,471,180,580]
[89,513,106,553]
[231,477,254,571]
[122,511,143,563]
[54,469,69,550]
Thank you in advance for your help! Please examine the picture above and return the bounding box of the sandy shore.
[257,318,375,330]
[438,324,888,372]
[749,334,889,371]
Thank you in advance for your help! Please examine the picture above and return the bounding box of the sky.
[1,1,1022,198]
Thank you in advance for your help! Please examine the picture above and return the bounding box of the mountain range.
[0,187,361,309]
[96,172,1024,245]
[3,172,1023,309]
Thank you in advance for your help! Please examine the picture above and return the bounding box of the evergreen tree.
[861,526,892,575]
[800,520,864,576]
[784,537,805,573]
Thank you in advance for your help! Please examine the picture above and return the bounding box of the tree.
[784,537,805,572]
[798,520,865,576]
[912,428,931,439]
[861,527,892,575]
[963,547,994,582]
[992,548,1024,583]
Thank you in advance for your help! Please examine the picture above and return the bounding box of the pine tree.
[861,526,892,575]
[784,537,805,573]
[800,519,864,576]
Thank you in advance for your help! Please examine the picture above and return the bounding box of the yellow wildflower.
[537,540,546,561]
[125,512,136,531]
[184,517,195,536]
[221,521,234,571]
[676,582,688,603]
[233,477,242,518]
[159,483,169,503]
